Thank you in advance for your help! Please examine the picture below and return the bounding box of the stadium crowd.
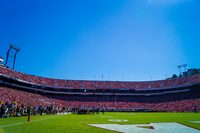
[0,86,200,118]
[0,66,200,90]
[0,87,67,118]
[0,66,200,118]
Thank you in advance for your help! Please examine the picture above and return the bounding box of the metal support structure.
[177,65,182,76]
[5,45,20,70]
[182,64,188,73]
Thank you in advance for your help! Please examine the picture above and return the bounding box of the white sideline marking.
[0,113,71,128]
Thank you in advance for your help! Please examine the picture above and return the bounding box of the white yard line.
[0,122,25,128]
[0,113,71,128]
[0,117,54,128]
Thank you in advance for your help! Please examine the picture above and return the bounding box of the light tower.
[177,65,182,76]
[182,64,187,72]
[182,64,188,76]
[5,44,20,70]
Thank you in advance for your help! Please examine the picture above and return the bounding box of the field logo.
[89,122,200,133]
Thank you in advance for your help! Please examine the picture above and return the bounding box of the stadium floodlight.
[182,64,188,77]
[177,65,182,75]
[182,64,188,72]
[5,44,20,69]
[10,44,20,51]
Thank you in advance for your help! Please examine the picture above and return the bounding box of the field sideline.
[0,113,200,133]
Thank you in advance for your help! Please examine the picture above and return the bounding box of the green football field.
[0,113,200,133]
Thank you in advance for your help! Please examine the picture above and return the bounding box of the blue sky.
[0,0,200,81]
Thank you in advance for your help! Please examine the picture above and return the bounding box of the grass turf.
[0,113,200,133]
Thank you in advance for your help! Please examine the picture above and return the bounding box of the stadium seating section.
[0,66,200,112]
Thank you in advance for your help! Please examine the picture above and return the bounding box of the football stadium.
[0,65,200,133]
[1,0,200,133]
